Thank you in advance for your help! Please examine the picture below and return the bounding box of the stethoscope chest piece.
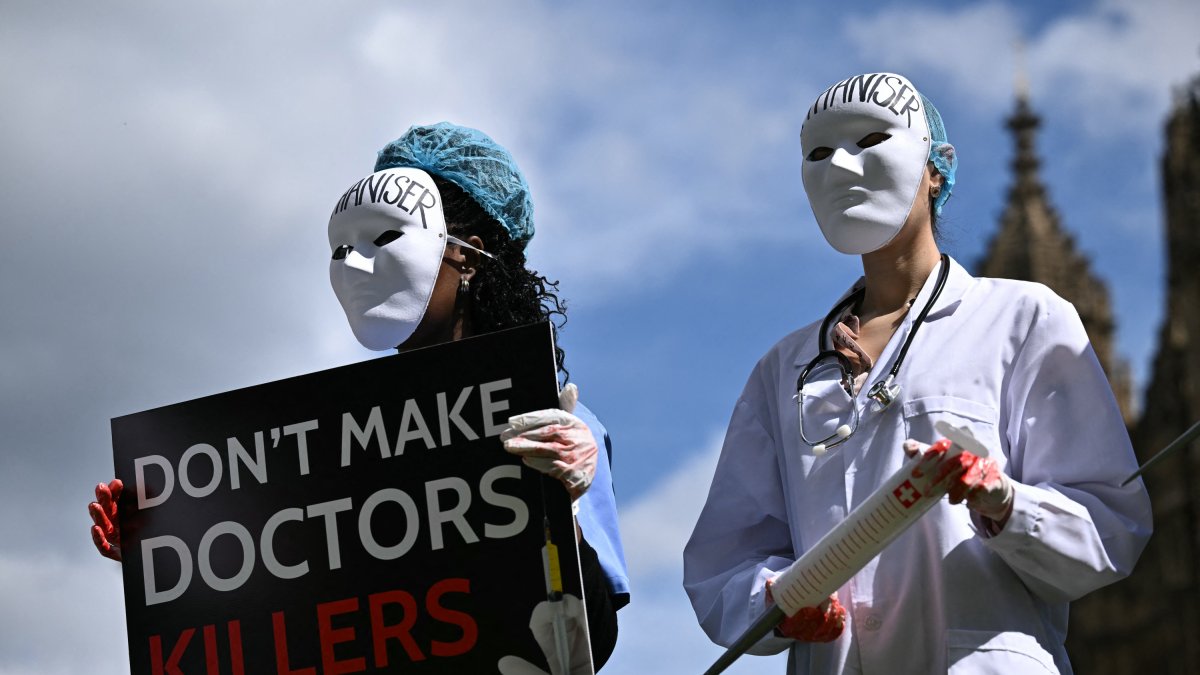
[866,376,901,411]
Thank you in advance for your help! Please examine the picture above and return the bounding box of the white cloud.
[841,3,1021,109]
[603,578,787,675]
[604,432,789,673]
[343,2,821,301]
[1028,0,1200,137]
[842,0,1200,139]
[525,82,814,297]
[358,2,555,115]
[618,432,723,578]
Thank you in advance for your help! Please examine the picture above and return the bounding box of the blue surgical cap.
[375,122,534,247]
[920,93,957,216]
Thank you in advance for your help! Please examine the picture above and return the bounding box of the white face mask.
[801,73,932,255]
[328,168,448,350]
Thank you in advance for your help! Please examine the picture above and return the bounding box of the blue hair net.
[375,122,534,247]
[920,93,957,216]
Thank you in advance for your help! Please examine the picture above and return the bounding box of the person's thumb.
[902,438,929,459]
[558,383,578,415]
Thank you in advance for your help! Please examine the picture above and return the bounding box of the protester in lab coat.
[683,72,1152,674]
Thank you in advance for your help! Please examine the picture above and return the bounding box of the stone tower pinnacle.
[1066,70,1200,675]
[977,87,1135,422]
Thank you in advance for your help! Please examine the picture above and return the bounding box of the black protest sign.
[111,322,588,674]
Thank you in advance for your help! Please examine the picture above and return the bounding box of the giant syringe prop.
[702,421,986,675]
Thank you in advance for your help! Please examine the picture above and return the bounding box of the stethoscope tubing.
[797,254,950,448]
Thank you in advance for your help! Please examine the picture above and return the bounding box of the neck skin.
[857,165,943,320]
[446,300,473,342]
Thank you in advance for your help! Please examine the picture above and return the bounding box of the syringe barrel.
[771,442,963,616]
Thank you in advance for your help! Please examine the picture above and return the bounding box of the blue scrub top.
[573,401,630,606]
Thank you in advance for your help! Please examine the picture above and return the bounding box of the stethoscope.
[796,253,949,454]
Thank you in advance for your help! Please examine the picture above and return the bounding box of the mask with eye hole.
[327,167,449,350]
[801,72,932,255]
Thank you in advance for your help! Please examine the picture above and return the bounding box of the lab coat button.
[864,614,882,631]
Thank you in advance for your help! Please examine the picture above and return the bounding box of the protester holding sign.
[92,122,628,673]
[683,72,1151,673]
[349,122,630,670]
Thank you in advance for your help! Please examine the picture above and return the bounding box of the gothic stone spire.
[977,87,1133,422]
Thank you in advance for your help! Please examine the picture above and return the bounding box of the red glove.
[766,579,845,643]
[89,479,123,562]
[904,438,1015,527]
[949,453,1014,525]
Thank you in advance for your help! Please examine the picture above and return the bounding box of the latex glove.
[497,594,592,675]
[765,579,845,643]
[903,438,1015,526]
[89,479,123,562]
[502,384,598,501]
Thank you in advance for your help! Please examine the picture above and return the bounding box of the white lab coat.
[683,257,1152,675]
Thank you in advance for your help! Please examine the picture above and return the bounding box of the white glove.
[502,384,598,501]
[496,594,592,675]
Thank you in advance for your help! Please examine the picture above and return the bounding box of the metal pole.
[1122,419,1200,486]
[702,606,784,675]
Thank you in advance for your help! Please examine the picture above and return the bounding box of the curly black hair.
[432,176,570,380]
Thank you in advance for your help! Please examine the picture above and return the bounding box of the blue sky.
[2,1,1197,673]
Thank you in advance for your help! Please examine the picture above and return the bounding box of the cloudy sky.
[2,1,1197,673]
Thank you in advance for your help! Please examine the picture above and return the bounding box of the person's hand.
[903,438,1015,526]
[89,479,123,562]
[497,594,591,675]
[502,384,598,501]
[766,579,845,643]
